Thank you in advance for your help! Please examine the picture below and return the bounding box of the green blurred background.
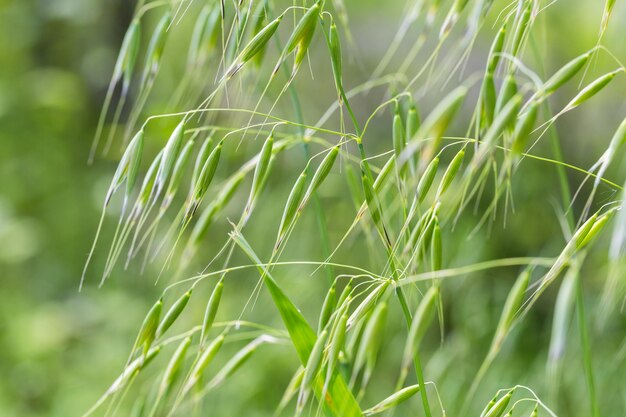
[0,0,625,416]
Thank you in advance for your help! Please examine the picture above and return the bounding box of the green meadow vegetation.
[1,0,625,416]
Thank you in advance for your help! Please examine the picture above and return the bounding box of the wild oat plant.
[81,0,625,416]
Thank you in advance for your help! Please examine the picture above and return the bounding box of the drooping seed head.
[137,298,162,357]
[188,140,223,217]
[510,2,532,57]
[485,388,515,417]
[200,279,224,345]
[208,337,264,389]
[106,128,144,206]
[163,139,195,209]
[187,5,220,68]
[417,157,439,203]
[431,219,442,270]
[495,71,518,113]
[487,24,507,73]
[511,101,539,155]
[353,301,387,386]
[240,15,283,65]
[492,269,530,351]
[276,171,308,245]
[141,12,171,88]
[157,121,186,195]
[185,333,225,393]
[156,289,192,338]
[305,145,340,200]
[402,286,438,367]
[406,102,421,141]
[192,136,214,186]
[540,51,592,96]
[436,146,465,198]
[347,281,390,328]
[114,19,141,92]
[393,104,406,158]
[481,72,497,126]
[158,336,191,395]
[563,69,621,113]
[364,384,421,415]
[318,280,337,332]
[329,21,343,93]
[249,133,274,202]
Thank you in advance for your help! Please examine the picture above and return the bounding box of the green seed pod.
[251,134,274,200]
[347,281,390,328]
[393,105,406,158]
[511,101,539,155]
[563,69,621,113]
[540,51,592,96]
[114,19,141,91]
[573,212,599,249]
[362,171,385,234]
[510,2,532,57]
[193,136,213,185]
[495,72,518,113]
[487,24,507,73]
[373,155,396,191]
[278,367,305,412]
[285,4,320,54]
[476,94,522,165]
[431,219,442,270]
[406,103,421,141]
[364,384,421,415]
[125,129,145,200]
[408,207,434,250]
[485,388,514,417]
[529,404,538,417]
[200,279,224,345]
[548,266,577,364]
[326,312,348,383]
[492,269,530,351]
[276,171,307,241]
[185,333,225,392]
[163,139,195,208]
[141,12,171,88]
[301,329,328,391]
[157,121,186,194]
[240,15,283,65]
[578,209,615,249]
[481,72,497,126]
[107,346,161,397]
[136,151,163,212]
[250,1,271,67]
[156,289,192,338]
[601,0,617,34]
[353,301,387,386]
[187,6,220,68]
[318,280,337,332]
[158,336,191,395]
[336,278,353,309]
[419,86,467,158]
[480,394,498,417]
[436,146,465,198]
[329,22,343,92]
[417,157,439,203]
[209,338,264,389]
[402,286,438,367]
[191,140,223,205]
[106,129,144,206]
[306,146,340,198]
[137,298,162,357]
